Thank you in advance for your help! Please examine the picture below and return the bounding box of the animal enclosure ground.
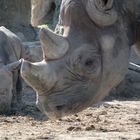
[0,86,140,140]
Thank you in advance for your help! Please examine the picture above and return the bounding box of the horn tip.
[39,27,51,39]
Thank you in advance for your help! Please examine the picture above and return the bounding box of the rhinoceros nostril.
[55,105,65,111]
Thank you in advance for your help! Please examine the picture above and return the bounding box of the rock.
[31,0,62,29]
[23,41,43,62]
[53,0,62,29]
[0,0,38,41]
[0,0,31,28]
[12,25,38,41]
[55,21,64,35]
[15,32,27,42]
[110,49,140,98]
[31,0,53,26]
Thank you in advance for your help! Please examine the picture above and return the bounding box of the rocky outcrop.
[0,0,62,41]
[110,49,140,99]
[0,0,37,41]
[0,0,31,28]
[31,0,62,29]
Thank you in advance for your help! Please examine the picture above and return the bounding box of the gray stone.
[0,0,31,28]
[0,0,38,41]
[16,32,27,42]
[31,0,62,29]
[111,49,140,98]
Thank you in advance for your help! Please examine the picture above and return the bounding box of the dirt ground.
[0,85,140,140]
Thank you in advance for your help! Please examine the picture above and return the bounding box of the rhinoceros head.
[21,0,133,119]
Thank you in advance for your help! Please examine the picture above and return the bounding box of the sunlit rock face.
[31,0,62,29]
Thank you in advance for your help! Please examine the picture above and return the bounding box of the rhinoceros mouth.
[45,102,91,119]
[36,88,95,119]
[39,101,90,119]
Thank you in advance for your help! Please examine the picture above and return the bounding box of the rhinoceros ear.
[39,27,69,60]
[86,0,118,26]
[6,60,21,71]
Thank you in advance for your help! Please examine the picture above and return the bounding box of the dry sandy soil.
[0,85,140,140]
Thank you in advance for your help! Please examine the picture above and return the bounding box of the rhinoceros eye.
[70,46,101,76]
[84,57,98,72]
[81,55,101,76]
[84,59,94,67]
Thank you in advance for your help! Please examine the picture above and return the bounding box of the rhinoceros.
[0,26,23,113]
[21,0,140,119]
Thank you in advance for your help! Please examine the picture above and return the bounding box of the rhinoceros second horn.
[39,28,69,60]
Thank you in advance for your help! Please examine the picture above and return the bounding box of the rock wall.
[110,49,140,99]
[31,0,62,29]
[0,0,62,41]
[0,0,37,41]
[0,0,31,28]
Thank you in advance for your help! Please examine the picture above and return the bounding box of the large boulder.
[0,0,31,28]
[110,49,140,99]
[31,0,62,29]
[0,0,36,41]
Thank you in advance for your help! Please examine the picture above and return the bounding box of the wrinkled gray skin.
[21,0,140,119]
[0,26,23,113]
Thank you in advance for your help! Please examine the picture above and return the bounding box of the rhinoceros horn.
[6,60,21,71]
[86,0,118,26]
[39,28,69,60]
